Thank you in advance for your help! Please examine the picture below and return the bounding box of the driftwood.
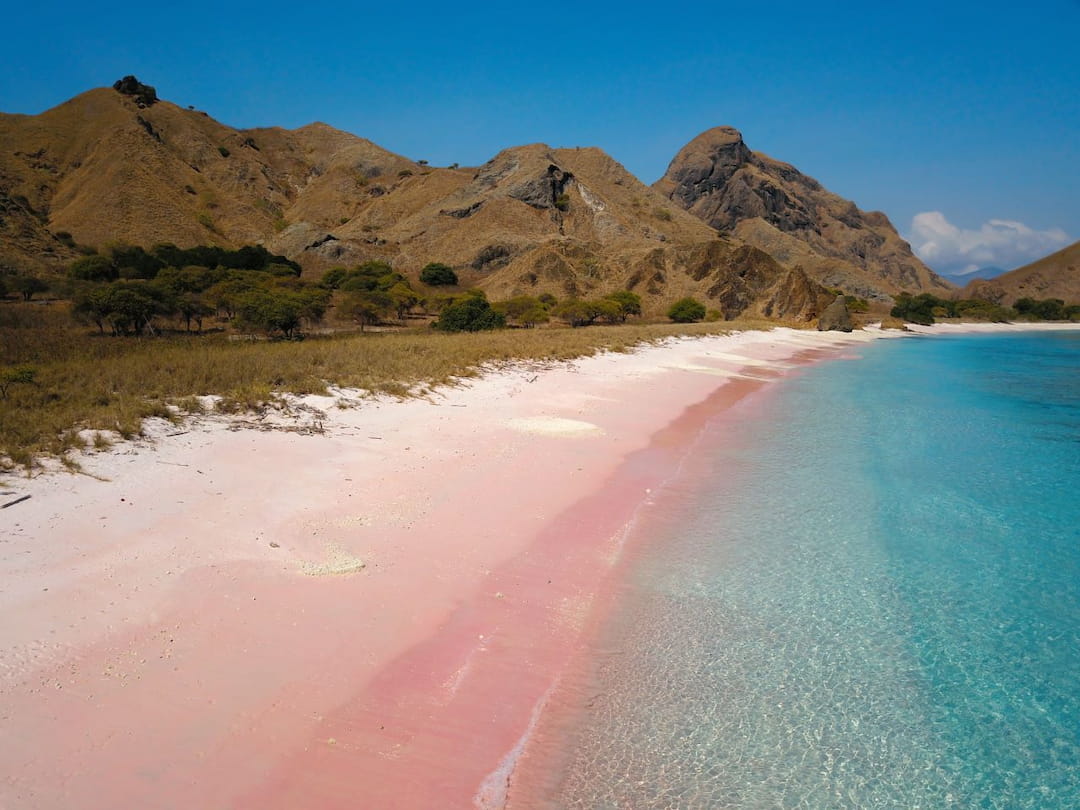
[1,494,31,509]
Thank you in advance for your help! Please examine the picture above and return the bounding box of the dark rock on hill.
[112,75,158,107]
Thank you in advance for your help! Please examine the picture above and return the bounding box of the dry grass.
[1,302,786,469]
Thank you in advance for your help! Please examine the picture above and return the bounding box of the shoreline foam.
[1,323,1074,808]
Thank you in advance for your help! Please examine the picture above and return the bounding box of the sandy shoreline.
[1,322,1075,808]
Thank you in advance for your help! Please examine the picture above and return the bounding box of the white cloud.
[907,211,1072,274]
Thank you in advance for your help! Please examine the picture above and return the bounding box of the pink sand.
[0,327,895,808]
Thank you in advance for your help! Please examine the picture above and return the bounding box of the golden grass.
[1,301,794,469]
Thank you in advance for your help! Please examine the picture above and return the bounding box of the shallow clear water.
[544,332,1080,809]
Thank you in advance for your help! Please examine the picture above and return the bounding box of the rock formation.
[817,294,853,332]
[654,127,954,300]
[112,75,158,107]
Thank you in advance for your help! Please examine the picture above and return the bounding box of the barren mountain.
[653,127,953,299]
[0,79,840,319]
[962,241,1080,305]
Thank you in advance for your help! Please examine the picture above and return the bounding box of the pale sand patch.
[506,416,605,437]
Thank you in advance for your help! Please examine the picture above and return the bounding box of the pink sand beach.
[1,327,896,808]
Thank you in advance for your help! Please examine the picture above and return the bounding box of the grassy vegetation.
[0,300,756,470]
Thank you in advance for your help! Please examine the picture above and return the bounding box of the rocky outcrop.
[112,75,158,107]
[654,127,954,299]
[817,294,853,331]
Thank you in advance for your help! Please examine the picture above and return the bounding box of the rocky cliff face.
[654,127,953,299]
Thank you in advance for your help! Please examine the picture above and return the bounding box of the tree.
[0,365,37,399]
[110,243,165,279]
[388,282,419,320]
[668,297,706,323]
[519,305,549,327]
[234,289,304,337]
[604,290,642,322]
[1016,297,1066,320]
[176,293,214,332]
[340,290,393,331]
[420,262,458,286]
[890,292,942,325]
[555,300,604,327]
[433,296,505,332]
[10,275,48,301]
[69,255,118,282]
[320,267,349,289]
[72,286,113,333]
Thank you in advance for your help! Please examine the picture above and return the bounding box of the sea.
[533,330,1080,809]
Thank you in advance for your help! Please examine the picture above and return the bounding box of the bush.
[0,365,37,399]
[420,263,458,286]
[10,276,49,301]
[844,295,870,313]
[1015,297,1067,320]
[340,290,393,331]
[217,146,230,158]
[433,296,505,332]
[69,255,118,282]
[234,286,327,338]
[603,290,642,322]
[668,297,706,323]
[890,292,941,325]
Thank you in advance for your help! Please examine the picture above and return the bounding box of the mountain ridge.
[962,241,1080,305]
[0,79,959,320]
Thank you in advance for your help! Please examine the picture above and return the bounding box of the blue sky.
[2,0,1077,274]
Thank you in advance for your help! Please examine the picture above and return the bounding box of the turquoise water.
[543,332,1080,808]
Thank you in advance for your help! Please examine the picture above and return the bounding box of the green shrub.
[433,296,505,332]
[668,297,706,323]
[10,276,49,301]
[420,263,458,286]
[1015,297,1068,320]
[603,290,642,322]
[0,365,37,399]
[844,295,870,313]
[217,146,230,158]
[69,255,117,282]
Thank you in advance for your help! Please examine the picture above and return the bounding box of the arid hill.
[0,80,871,319]
[962,240,1080,305]
[653,127,953,300]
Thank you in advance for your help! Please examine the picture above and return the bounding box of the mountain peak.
[691,126,745,146]
[112,75,158,107]
[654,128,952,298]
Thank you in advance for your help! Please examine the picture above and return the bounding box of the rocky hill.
[0,80,884,320]
[653,127,953,300]
[962,240,1080,305]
